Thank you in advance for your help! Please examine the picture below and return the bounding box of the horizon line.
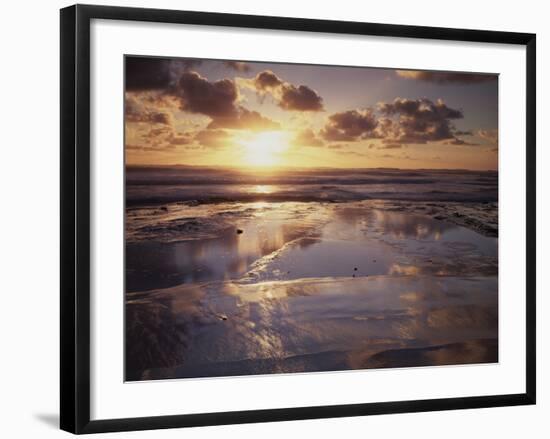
[125,163,498,172]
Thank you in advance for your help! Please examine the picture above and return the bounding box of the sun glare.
[241,131,289,167]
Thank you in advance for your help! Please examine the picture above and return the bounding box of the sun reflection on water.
[253,185,273,194]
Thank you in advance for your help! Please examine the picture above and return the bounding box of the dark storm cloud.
[249,70,324,111]
[291,129,325,147]
[223,61,252,73]
[320,109,378,141]
[396,70,497,84]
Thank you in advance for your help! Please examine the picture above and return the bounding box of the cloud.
[125,57,203,91]
[279,85,324,111]
[444,138,479,146]
[125,92,200,151]
[339,150,368,157]
[454,130,473,136]
[126,57,173,91]
[477,129,499,145]
[223,61,251,73]
[291,129,324,147]
[141,126,194,148]
[320,109,378,141]
[252,70,284,90]
[125,95,173,125]
[169,133,194,145]
[126,144,158,152]
[207,108,280,131]
[377,98,464,144]
[247,70,324,111]
[125,123,195,153]
[318,98,472,147]
[173,71,279,130]
[175,71,239,118]
[129,110,172,125]
[378,143,403,149]
[396,70,497,84]
[194,129,233,149]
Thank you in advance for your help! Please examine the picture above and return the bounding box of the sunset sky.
[125,56,498,170]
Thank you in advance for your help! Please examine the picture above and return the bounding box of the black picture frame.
[60,4,536,434]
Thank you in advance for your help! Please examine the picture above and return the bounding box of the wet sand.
[125,200,498,381]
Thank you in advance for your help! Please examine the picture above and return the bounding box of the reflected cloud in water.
[126,275,497,380]
[125,200,498,380]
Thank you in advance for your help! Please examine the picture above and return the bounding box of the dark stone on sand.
[236,229,243,234]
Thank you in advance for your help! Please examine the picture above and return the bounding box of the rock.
[353,267,358,271]
[236,229,243,234]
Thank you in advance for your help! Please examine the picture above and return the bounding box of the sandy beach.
[125,167,498,381]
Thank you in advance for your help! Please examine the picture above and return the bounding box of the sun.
[240,131,290,167]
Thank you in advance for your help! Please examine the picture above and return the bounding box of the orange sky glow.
[125,57,498,170]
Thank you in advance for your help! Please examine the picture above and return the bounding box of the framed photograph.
[60,4,536,434]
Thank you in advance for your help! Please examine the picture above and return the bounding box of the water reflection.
[127,203,497,291]
[253,185,273,194]
[125,201,498,380]
[370,209,455,239]
[126,275,498,380]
